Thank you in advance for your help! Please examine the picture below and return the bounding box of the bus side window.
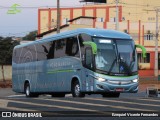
[37,43,48,61]
[47,41,55,59]
[21,45,37,63]
[42,41,55,59]
[54,39,66,58]
[66,36,79,57]
[14,48,20,64]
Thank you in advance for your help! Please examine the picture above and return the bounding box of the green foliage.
[23,30,37,41]
[0,37,19,65]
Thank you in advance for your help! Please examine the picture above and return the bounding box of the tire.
[72,80,85,97]
[24,83,38,97]
[102,92,120,98]
[51,93,65,97]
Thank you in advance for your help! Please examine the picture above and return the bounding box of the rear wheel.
[25,83,38,97]
[102,92,120,98]
[72,80,85,97]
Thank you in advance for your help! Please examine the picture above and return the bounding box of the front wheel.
[102,92,120,98]
[72,80,85,97]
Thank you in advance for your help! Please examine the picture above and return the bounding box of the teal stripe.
[47,69,74,74]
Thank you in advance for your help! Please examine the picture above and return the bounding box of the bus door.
[83,47,95,92]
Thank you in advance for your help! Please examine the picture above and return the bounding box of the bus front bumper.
[95,81,138,93]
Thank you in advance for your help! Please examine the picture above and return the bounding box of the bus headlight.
[132,79,138,83]
[89,74,106,82]
[97,77,106,82]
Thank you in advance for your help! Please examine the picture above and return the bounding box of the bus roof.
[15,28,132,49]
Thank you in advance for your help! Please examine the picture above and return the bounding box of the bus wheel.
[72,80,85,97]
[25,83,38,97]
[102,92,120,98]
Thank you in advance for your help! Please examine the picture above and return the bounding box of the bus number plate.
[115,88,124,92]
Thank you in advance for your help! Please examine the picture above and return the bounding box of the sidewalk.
[139,79,160,92]
[0,88,16,97]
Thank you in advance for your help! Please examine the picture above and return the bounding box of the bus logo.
[120,66,124,71]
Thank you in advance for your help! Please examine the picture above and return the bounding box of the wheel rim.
[75,84,80,96]
[26,86,30,96]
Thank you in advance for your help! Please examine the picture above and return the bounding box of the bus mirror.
[85,47,93,69]
[135,44,146,58]
[83,42,97,54]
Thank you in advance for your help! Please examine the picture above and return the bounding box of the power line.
[0,5,84,9]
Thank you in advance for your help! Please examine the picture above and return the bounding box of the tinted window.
[55,39,66,58]
[36,43,48,61]
[17,45,37,63]
[66,36,79,57]
[15,36,81,64]
[54,36,80,58]
[79,33,92,42]
[41,41,55,59]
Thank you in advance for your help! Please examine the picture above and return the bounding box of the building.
[37,0,160,77]
[37,16,96,37]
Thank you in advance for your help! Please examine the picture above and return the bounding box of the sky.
[0,0,82,37]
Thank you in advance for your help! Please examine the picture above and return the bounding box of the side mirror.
[85,47,93,70]
[83,42,97,54]
[135,44,146,58]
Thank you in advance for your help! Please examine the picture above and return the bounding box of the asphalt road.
[0,88,160,120]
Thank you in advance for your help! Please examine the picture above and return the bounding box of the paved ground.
[0,88,160,120]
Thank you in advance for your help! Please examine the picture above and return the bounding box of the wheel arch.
[24,79,31,92]
[71,75,81,90]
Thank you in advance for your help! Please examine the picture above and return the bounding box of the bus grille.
[107,80,132,85]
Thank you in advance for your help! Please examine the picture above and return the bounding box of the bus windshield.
[93,37,137,75]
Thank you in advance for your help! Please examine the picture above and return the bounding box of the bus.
[12,28,146,98]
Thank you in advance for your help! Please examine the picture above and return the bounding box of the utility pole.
[143,8,159,77]
[155,8,159,77]
[116,0,119,30]
[57,0,60,33]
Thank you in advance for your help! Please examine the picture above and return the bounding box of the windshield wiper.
[119,59,132,76]
[117,52,134,75]
[108,58,117,75]
[108,53,132,76]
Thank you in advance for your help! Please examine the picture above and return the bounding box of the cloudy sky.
[0,0,82,37]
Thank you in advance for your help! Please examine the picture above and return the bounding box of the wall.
[0,65,12,81]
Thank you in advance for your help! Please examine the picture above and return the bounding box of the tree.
[0,36,3,40]
[23,30,37,41]
[0,37,19,85]
[0,37,19,65]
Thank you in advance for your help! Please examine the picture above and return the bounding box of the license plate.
[115,88,124,92]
